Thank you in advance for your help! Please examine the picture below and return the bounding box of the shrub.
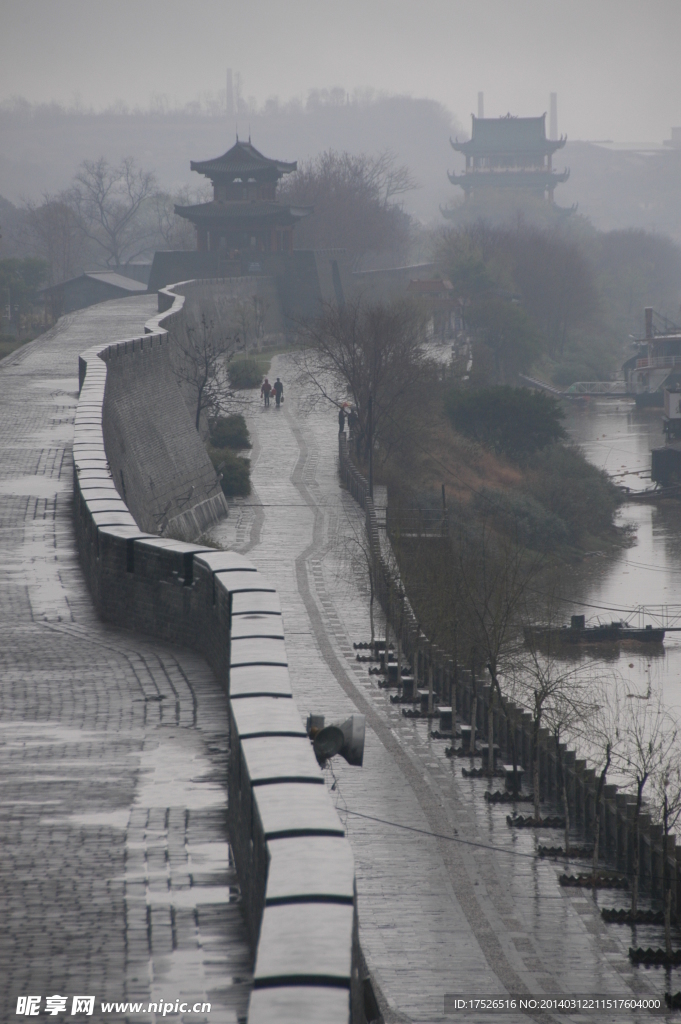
[472,487,569,551]
[209,413,251,450]
[445,385,566,458]
[207,446,251,497]
[523,443,623,543]
[228,357,267,390]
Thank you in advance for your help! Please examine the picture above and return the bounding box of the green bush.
[472,487,569,551]
[209,413,251,450]
[207,446,251,497]
[228,357,267,390]
[523,443,623,544]
[445,385,566,458]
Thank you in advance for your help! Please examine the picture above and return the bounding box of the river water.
[561,398,681,716]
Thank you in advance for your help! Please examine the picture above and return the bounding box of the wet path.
[213,357,674,1024]
[0,299,251,1024]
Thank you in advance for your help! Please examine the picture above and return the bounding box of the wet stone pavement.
[213,354,680,1024]
[0,298,251,1024]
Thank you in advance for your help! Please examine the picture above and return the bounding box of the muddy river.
[562,398,681,715]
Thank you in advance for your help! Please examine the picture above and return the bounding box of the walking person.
[338,404,347,434]
[347,407,359,440]
[261,377,271,407]
[273,377,284,408]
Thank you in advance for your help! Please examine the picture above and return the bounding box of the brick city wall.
[71,291,364,1024]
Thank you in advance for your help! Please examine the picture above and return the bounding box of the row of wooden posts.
[338,434,681,914]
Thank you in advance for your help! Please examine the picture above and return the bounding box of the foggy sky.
[1,0,680,144]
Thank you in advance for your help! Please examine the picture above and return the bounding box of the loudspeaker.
[336,714,365,766]
[309,713,366,767]
[313,724,344,762]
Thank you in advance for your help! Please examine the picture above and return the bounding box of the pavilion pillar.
[196,225,208,252]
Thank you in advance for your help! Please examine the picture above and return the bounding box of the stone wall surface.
[74,286,362,1024]
[101,333,226,537]
[164,276,287,350]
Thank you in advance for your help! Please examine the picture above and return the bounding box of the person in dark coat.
[273,377,284,407]
[261,378,271,406]
[338,405,347,433]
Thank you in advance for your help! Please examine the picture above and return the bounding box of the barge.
[525,615,666,645]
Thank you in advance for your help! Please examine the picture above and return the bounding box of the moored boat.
[524,615,666,645]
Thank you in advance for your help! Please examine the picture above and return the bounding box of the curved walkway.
[0,298,251,1024]
[214,355,668,1024]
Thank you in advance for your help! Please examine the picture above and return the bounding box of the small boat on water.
[524,615,666,645]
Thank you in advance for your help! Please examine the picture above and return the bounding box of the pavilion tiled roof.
[190,140,297,178]
[174,200,312,224]
[451,115,566,155]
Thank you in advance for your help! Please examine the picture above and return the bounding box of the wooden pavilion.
[175,138,312,255]
[449,114,568,203]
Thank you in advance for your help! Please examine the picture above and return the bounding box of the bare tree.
[151,183,211,251]
[279,149,417,266]
[294,296,434,468]
[172,315,242,430]
[544,687,599,857]
[22,193,87,284]
[510,589,599,826]
[451,517,544,777]
[652,757,681,955]
[614,694,678,914]
[580,680,627,878]
[68,157,157,267]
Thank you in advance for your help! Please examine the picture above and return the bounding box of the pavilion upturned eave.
[450,135,567,157]
[174,200,313,226]
[447,169,570,188]
[190,140,297,180]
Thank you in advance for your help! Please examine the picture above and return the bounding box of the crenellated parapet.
[72,287,363,1024]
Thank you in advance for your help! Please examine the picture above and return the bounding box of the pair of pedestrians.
[261,377,284,407]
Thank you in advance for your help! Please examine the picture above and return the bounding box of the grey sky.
[1,0,680,143]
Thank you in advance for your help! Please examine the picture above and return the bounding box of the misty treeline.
[0,157,210,284]
[0,91,457,229]
[436,218,681,385]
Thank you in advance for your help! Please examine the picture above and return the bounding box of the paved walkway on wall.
[213,356,674,1024]
[0,298,251,1024]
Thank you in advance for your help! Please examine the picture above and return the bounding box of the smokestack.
[550,93,557,140]
[477,92,484,118]
[645,307,654,340]
[226,68,234,119]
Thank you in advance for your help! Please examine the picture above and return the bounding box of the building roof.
[407,278,454,295]
[448,168,570,189]
[451,114,567,155]
[39,271,148,296]
[190,139,297,179]
[174,200,312,225]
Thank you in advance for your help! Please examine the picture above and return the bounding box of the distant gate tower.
[175,138,311,253]
[449,113,568,203]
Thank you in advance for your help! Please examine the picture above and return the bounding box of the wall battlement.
[72,285,363,1024]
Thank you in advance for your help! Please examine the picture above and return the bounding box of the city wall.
[72,284,365,1024]
[338,434,681,914]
